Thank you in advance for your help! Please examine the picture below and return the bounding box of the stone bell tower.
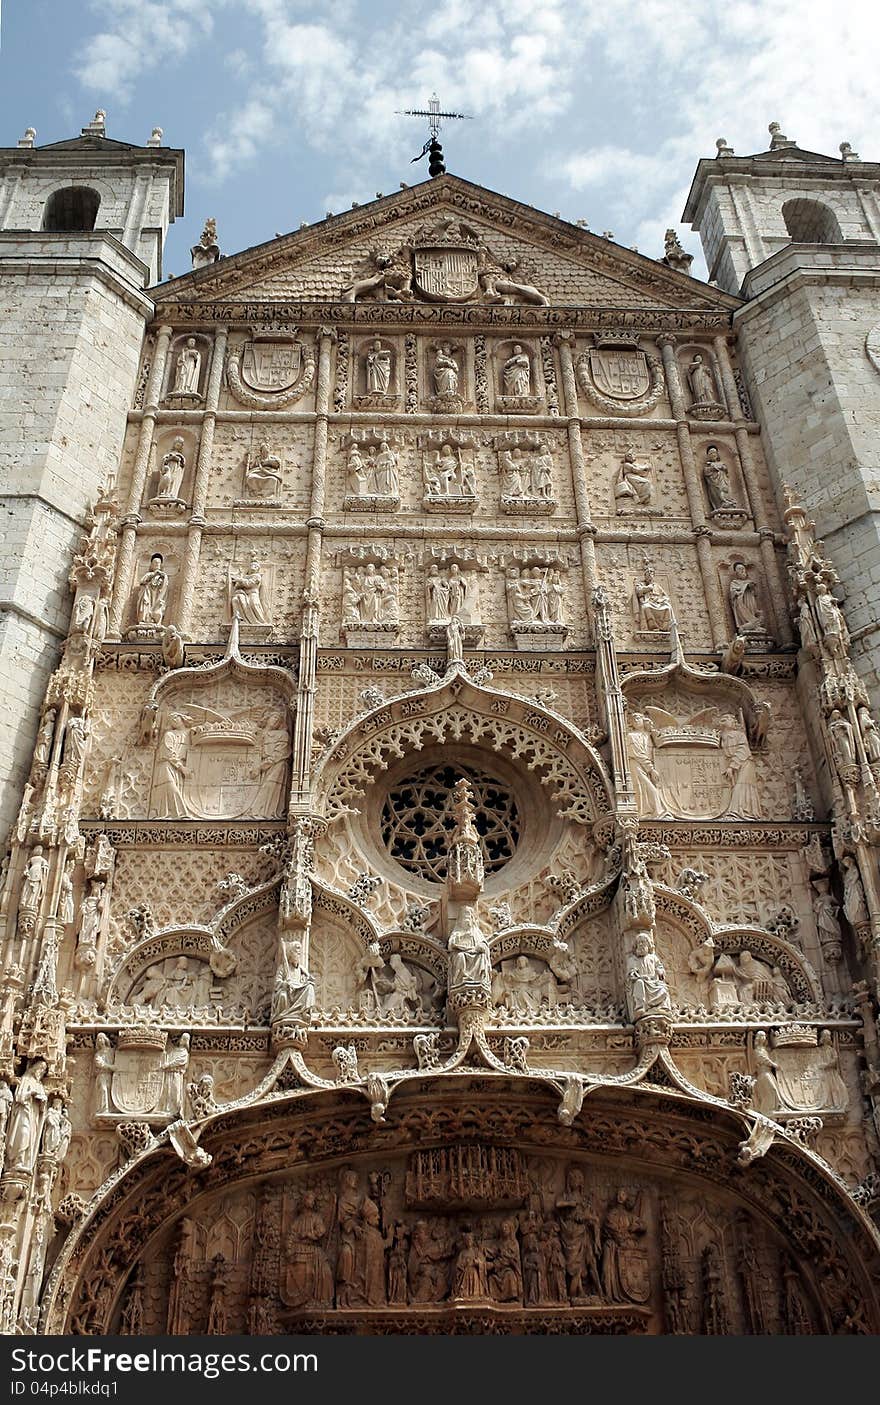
[684,122,880,705]
[0,112,184,836]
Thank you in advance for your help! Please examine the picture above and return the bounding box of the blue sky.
[1,0,877,282]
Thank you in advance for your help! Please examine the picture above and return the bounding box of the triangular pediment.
[154,175,737,313]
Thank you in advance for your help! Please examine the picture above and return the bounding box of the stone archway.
[44,1082,880,1335]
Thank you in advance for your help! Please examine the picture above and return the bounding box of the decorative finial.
[82,110,107,137]
[661,229,694,275]
[191,217,220,269]
[840,141,859,162]
[768,121,794,149]
[715,136,734,156]
[17,127,36,148]
[147,126,163,147]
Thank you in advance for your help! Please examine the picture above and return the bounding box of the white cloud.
[73,0,216,102]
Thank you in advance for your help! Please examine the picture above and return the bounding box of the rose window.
[380,763,520,883]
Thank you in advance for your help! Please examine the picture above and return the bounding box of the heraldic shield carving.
[577,332,666,416]
[227,332,317,408]
[413,246,481,302]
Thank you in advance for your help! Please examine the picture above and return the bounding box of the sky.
[0,0,878,282]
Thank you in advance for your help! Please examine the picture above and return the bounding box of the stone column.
[658,335,727,648]
[291,327,336,810]
[713,334,792,645]
[108,324,173,637]
[176,329,228,639]
[554,332,598,625]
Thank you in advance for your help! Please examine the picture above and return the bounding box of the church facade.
[1,114,880,1335]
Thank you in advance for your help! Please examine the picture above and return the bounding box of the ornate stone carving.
[505,562,567,650]
[614,451,655,513]
[683,351,725,419]
[342,430,401,511]
[420,431,476,511]
[751,1028,848,1117]
[702,445,747,528]
[240,442,283,503]
[227,333,316,409]
[576,333,665,416]
[495,431,556,515]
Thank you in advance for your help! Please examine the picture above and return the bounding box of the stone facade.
[0,120,879,1337]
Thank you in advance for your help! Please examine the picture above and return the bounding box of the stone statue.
[728,563,765,634]
[379,954,422,1019]
[814,583,849,659]
[841,855,868,927]
[829,709,857,771]
[244,442,282,497]
[161,1034,191,1116]
[33,709,56,768]
[627,934,671,1018]
[346,443,369,497]
[500,448,526,498]
[344,563,397,625]
[40,1094,72,1163]
[157,437,186,499]
[531,445,554,499]
[172,337,201,395]
[686,352,717,406]
[556,1166,601,1299]
[135,554,169,626]
[634,562,672,631]
[614,452,653,509]
[272,938,315,1025]
[719,713,761,819]
[502,344,531,397]
[372,440,399,496]
[285,1191,333,1307]
[812,878,842,958]
[19,845,49,915]
[6,1058,48,1174]
[601,1190,648,1303]
[703,446,738,510]
[152,713,191,819]
[253,708,290,817]
[58,861,75,926]
[451,1229,489,1300]
[365,339,392,394]
[94,1034,114,1114]
[858,706,880,763]
[433,343,459,396]
[75,878,103,967]
[63,715,88,774]
[230,557,269,625]
[427,562,471,625]
[448,907,492,999]
[627,713,667,817]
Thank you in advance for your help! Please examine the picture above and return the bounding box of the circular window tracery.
[380,763,520,883]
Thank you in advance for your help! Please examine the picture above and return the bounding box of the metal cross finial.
[397,92,471,141]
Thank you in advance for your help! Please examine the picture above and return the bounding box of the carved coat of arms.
[240,339,303,393]
[111,1045,166,1115]
[413,246,480,302]
[586,347,650,400]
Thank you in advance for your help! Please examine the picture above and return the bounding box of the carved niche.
[353,338,399,410]
[504,549,569,651]
[495,340,543,413]
[423,548,486,644]
[420,429,477,512]
[494,431,556,515]
[425,342,468,414]
[339,544,404,647]
[720,557,774,650]
[165,335,209,405]
[342,429,402,511]
[147,432,193,517]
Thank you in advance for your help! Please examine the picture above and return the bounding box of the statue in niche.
[601,1190,649,1304]
[343,563,397,625]
[531,444,554,499]
[252,707,290,816]
[365,339,392,394]
[556,1166,602,1300]
[387,1224,410,1305]
[135,553,169,626]
[812,877,842,959]
[409,1220,448,1303]
[373,439,399,495]
[58,861,75,926]
[828,709,856,771]
[627,934,671,1019]
[94,1034,114,1114]
[686,352,717,407]
[627,712,668,817]
[507,566,564,627]
[703,445,738,511]
[634,561,672,631]
[6,1058,48,1175]
[728,563,766,635]
[346,442,369,497]
[62,715,88,775]
[161,1033,190,1116]
[451,1230,490,1301]
[447,907,492,999]
[719,713,761,818]
[230,556,269,625]
[156,437,186,499]
[272,938,315,1025]
[285,1191,333,1308]
[75,877,103,968]
[20,843,48,912]
[73,595,95,635]
[614,451,653,509]
[427,562,473,625]
[244,442,282,497]
[489,1220,523,1302]
[502,344,531,397]
[858,706,880,763]
[378,955,423,1019]
[841,854,868,927]
[500,448,526,498]
[433,343,459,396]
[172,337,201,395]
[33,709,56,769]
[814,582,849,660]
[152,713,191,819]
